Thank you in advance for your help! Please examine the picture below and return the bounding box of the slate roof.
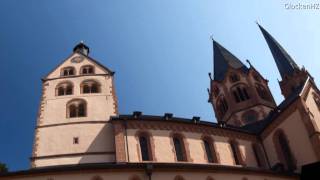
[257,24,300,79]
[212,40,248,81]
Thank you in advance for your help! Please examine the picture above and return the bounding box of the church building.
[0,24,319,180]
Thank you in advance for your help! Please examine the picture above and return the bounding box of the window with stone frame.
[230,73,240,83]
[81,80,100,94]
[255,84,271,101]
[216,96,228,118]
[231,84,250,103]
[229,140,244,166]
[137,132,153,161]
[67,99,87,118]
[56,81,73,96]
[172,135,187,162]
[61,67,75,76]
[274,130,296,171]
[202,137,218,163]
[81,65,95,75]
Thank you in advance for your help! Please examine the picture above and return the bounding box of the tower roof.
[213,40,248,81]
[257,24,300,79]
[73,41,90,56]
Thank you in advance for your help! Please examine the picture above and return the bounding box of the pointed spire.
[212,39,247,81]
[257,24,300,79]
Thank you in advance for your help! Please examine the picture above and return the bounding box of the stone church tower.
[31,42,118,167]
[208,40,276,126]
[258,24,311,98]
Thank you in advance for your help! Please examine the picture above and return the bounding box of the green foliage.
[0,162,8,173]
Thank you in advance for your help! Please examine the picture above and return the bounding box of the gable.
[44,52,113,80]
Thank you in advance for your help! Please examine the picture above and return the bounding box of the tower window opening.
[67,99,87,118]
[81,80,100,94]
[61,67,75,76]
[232,85,250,103]
[256,84,271,101]
[56,82,73,96]
[73,137,79,144]
[81,65,94,75]
[230,74,240,82]
[217,96,228,118]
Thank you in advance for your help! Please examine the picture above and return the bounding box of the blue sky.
[0,0,320,171]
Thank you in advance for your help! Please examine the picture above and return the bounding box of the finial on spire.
[246,59,252,67]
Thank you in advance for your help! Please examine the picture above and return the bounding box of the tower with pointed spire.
[208,40,276,127]
[258,24,311,98]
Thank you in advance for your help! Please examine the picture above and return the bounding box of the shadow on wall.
[79,123,115,163]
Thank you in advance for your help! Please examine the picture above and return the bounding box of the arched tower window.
[81,80,101,94]
[81,65,95,75]
[202,136,218,163]
[273,130,296,171]
[61,67,75,77]
[67,99,87,118]
[216,96,228,118]
[231,84,250,103]
[136,131,153,161]
[229,140,245,166]
[172,134,187,162]
[55,81,73,96]
[230,73,240,82]
[255,84,271,101]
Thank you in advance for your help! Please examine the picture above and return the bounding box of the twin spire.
[212,24,300,81]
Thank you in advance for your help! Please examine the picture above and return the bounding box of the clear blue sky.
[0,0,319,171]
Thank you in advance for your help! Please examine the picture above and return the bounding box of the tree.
[0,162,8,173]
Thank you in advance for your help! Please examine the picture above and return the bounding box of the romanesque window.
[273,130,296,171]
[202,137,218,163]
[61,67,75,76]
[56,81,73,96]
[229,140,244,166]
[73,137,79,144]
[255,84,271,101]
[242,110,258,124]
[252,143,264,168]
[81,80,100,94]
[216,96,228,118]
[230,73,240,82]
[137,132,153,161]
[81,65,94,75]
[172,135,187,162]
[232,84,250,103]
[67,99,87,118]
[313,93,320,110]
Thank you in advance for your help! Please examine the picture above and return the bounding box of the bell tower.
[31,42,118,167]
[258,24,310,98]
[208,40,276,127]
